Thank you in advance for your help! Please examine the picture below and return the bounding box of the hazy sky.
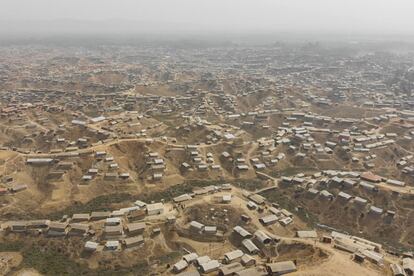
[1,0,414,35]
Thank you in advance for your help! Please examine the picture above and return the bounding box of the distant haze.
[1,0,414,38]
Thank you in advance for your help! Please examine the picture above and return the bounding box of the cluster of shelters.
[2,200,165,253]
[172,250,297,276]
[180,145,222,172]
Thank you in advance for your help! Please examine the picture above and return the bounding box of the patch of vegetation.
[10,241,168,275]
[49,192,135,220]
[49,179,223,219]
[232,179,265,191]
[140,179,223,203]
[22,246,87,275]
[96,261,149,276]
[150,251,181,265]
[21,245,152,276]
[0,240,25,251]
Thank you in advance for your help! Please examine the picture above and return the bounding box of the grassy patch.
[96,261,149,276]
[49,193,135,220]
[21,245,152,276]
[4,240,156,276]
[150,251,181,264]
[49,179,223,219]
[0,240,25,252]
[22,246,87,275]
[232,179,266,191]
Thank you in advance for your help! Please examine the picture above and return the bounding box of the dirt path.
[290,247,382,276]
